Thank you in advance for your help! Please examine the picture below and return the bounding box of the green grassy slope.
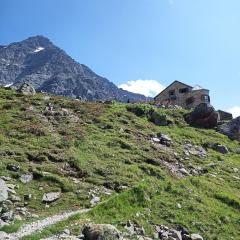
[0,88,239,240]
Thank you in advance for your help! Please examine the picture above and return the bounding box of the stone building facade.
[154,80,210,109]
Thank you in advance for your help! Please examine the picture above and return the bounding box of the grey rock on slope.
[0,36,149,102]
[218,116,240,141]
[0,179,8,202]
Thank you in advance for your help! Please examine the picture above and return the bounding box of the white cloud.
[228,106,240,118]
[168,0,174,5]
[119,79,165,97]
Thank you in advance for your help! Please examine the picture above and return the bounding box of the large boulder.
[0,179,8,202]
[185,103,219,128]
[212,144,229,154]
[218,117,240,141]
[82,224,122,240]
[17,82,36,95]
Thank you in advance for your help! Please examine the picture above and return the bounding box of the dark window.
[179,88,189,93]
[169,90,176,100]
[186,97,195,105]
[201,95,210,103]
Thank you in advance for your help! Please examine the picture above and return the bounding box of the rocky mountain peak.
[0,36,149,102]
[20,35,53,48]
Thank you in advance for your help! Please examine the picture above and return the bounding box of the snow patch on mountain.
[4,82,14,87]
[34,47,44,53]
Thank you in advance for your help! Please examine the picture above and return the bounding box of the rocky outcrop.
[218,117,240,141]
[185,103,219,128]
[17,82,36,95]
[0,177,34,227]
[184,143,207,158]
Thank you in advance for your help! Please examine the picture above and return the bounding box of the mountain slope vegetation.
[0,87,239,240]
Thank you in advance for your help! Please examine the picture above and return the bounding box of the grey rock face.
[0,35,149,102]
[0,179,8,202]
[218,116,240,141]
[42,192,61,203]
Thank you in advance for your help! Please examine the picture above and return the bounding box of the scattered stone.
[154,224,193,240]
[42,192,61,203]
[176,203,182,209]
[1,210,14,221]
[152,137,160,143]
[0,176,11,181]
[212,144,229,154]
[233,168,238,173]
[179,168,189,176]
[136,237,153,240]
[190,233,203,240]
[182,234,192,240]
[184,144,207,158]
[159,134,172,146]
[156,104,183,110]
[124,220,145,236]
[7,188,16,195]
[9,195,21,202]
[82,224,122,240]
[0,179,8,202]
[151,134,172,147]
[20,174,33,183]
[6,184,17,190]
[6,163,20,172]
[117,185,128,191]
[63,229,71,235]
[24,193,32,201]
[90,196,100,207]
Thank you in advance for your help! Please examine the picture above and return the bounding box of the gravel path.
[0,208,90,240]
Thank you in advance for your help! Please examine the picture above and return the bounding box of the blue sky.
[1,0,240,116]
